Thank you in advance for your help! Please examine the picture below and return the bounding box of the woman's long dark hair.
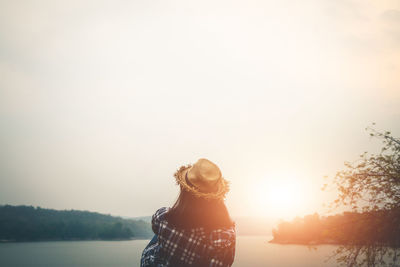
[165,187,234,230]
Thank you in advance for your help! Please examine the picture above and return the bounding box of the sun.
[250,172,307,220]
[266,183,297,208]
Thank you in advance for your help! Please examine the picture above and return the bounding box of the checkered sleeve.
[208,227,236,267]
[151,207,170,235]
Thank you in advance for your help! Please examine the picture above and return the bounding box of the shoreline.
[269,239,340,246]
[0,237,151,243]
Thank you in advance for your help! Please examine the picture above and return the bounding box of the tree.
[327,125,400,266]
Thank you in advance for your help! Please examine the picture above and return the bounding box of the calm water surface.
[0,236,338,267]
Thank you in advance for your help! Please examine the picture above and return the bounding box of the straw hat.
[173,158,230,200]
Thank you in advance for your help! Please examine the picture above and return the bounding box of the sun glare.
[250,172,307,220]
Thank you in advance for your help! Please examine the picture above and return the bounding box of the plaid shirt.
[140,207,236,267]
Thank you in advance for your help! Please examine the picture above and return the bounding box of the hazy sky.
[1,0,399,219]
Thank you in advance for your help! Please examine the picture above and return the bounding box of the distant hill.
[234,216,274,236]
[128,215,274,236]
[0,205,153,242]
[131,215,274,236]
[130,216,151,223]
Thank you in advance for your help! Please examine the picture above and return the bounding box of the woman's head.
[166,187,234,230]
[166,158,234,230]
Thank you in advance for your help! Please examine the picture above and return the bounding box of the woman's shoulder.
[152,207,170,219]
[151,207,170,234]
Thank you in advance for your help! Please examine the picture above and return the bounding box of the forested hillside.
[0,205,153,241]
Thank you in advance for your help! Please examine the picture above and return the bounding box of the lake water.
[0,236,338,267]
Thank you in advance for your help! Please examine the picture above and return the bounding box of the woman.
[141,158,236,267]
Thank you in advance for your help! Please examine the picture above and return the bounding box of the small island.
[270,209,400,246]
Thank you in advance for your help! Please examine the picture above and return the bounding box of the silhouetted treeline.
[0,205,153,241]
[271,209,400,246]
